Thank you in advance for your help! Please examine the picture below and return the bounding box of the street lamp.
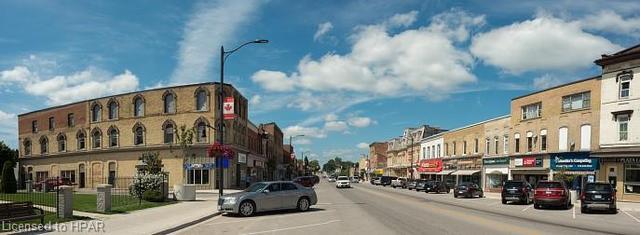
[218,39,268,196]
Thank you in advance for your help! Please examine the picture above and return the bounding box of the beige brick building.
[441,119,486,186]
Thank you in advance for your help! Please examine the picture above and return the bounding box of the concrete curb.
[152,211,222,235]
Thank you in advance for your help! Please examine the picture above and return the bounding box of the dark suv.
[415,180,432,192]
[581,182,617,213]
[454,182,483,198]
[424,181,450,194]
[501,180,534,204]
[534,181,571,209]
[380,176,397,187]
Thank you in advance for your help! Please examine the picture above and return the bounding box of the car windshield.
[244,182,268,192]
[586,183,612,191]
[338,176,349,180]
[537,182,562,188]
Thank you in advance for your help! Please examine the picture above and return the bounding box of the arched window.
[108,127,119,147]
[92,129,102,149]
[57,134,66,152]
[23,139,31,156]
[133,96,144,117]
[163,121,175,144]
[133,123,145,145]
[91,103,102,122]
[39,136,48,154]
[108,99,118,120]
[163,91,176,114]
[196,89,208,111]
[196,121,207,143]
[558,127,569,151]
[77,131,86,150]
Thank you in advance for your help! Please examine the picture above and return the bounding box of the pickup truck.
[391,177,408,188]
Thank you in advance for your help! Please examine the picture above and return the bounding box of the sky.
[1,0,639,165]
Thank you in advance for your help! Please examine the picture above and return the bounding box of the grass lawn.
[0,192,176,214]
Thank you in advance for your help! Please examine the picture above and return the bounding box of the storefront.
[509,154,550,188]
[441,157,482,186]
[417,159,442,180]
[597,156,640,202]
[482,157,509,192]
[550,152,598,189]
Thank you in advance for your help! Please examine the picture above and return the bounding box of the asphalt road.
[175,181,640,235]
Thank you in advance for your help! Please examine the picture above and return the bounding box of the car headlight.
[224,197,237,204]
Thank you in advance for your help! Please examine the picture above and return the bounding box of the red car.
[534,181,571,209]
[34,178,74,192]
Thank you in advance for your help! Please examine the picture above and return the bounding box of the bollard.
[96,184,112,213]
[58,186,73,218]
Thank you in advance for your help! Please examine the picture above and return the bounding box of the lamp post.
[410,136,414,181]
[218,39,268,196]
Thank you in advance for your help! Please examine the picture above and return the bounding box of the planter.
[174,184,196,201]
[569,189,578,203]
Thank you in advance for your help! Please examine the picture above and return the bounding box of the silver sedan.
[218,181,318,217]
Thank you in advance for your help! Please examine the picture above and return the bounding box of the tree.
[0,161,17,193]
[0,141,17,170]
[175,125,195,158]
[139,152,163,174]
[323,159,336,173]
[309,160,320,173]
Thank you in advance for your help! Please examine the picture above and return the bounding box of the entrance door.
[79,164,85,188]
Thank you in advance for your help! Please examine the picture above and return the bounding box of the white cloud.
[0,66,35,85]
[249,95,262,105]
[470,13,621,74]
[580,10,640,36]
[283,125,327,139]
[324,113,338,122]
[356,142,369,149]
[251,9,481,100]
[172,0,263,84]
[324,120,348,132]
[532,74,572,90]
[348,116,373,128]
[385,11,418,28]
[314,22,334,41]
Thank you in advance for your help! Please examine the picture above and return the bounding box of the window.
[445,143,449,156]
[134,126,144,145]
[187,169,209,184]
[60,170,76,183]
[427,147,430,158]
[92,130,101,149]
[437,144,441,157]
[164,123,174,144]
[620,74,631,99]
[282,183,298,191]
[108,162,116,185]
[108,101,118,120]
[67,113,75,127]
[77,132,86,150]
[57,134,66,152]
[196,90,207,111]
[503,136,509,154]
[562,92,591,112]
[494,137,499,155]
[453,142,457,155]
[580,125,591,150]
[39,137,48,154]
[463,141,467,155]
[485,138,490,154]
[268,183,281,192]
[526,131,533,152]
[32,120,37,133]
[91,103,101,122]
[474,138,478,153]
[521,103,542,120]
[48,117,55,130]
[514,133,520,153]
[619,115,629,141]
[24,139,31,156]
[109,128,118,147]
[164,92,176,114]
[422,147,426,158]
[134,97,144,117]
[36,171,49,182]
[558,127,568,151]
[540,130,547,151]
[432,146,435,158]
[625,164,640,194]
[197,122,207,143]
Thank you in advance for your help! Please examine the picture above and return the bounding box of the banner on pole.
[223,97,235,120]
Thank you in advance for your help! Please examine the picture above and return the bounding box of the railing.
[0,177,60,216]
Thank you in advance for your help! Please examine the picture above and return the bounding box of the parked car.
[534,181,571,209]
[454,182,483,198]
[372,177,382,185]
[328,177,336,182]
[34,178,73,192]
[406,180,418,190]
[218,181,317,217]
[501,180,534,204]
[415,180,432,192]
[350,176,360,183]
[380,176,397,187]
[293,176,317,188]
[336,176,351,188]
[424,181,450,194]
[391,177,408,188]
[581,182,616,213]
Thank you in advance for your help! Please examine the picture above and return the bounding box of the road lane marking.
[241,220,341,235]
[622,210,640,223]
[316,202,333,205]
[572,206,576,219]
[522,205,533,212]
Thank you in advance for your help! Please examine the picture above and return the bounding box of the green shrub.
[0,161,17,194]
[142,190,164,202]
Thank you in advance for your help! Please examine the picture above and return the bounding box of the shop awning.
[435,170,456,175]
[453,170,480,175]
[485,168,508,175]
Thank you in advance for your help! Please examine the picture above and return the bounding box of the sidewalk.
[47,189,242,235]
[484,192,640,212]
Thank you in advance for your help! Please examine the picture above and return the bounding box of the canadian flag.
[223,97,235,120]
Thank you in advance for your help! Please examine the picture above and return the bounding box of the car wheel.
[580,206,587,214]
[610,207,617,214]
[479,193,484,198]
[454,193,458,198]
[502,199,507,204]
[297,197,311,212]
[239,201,255,217]
[534,203,540,209]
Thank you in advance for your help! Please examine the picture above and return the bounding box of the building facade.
[481,115,511,192]
[442,120,486,186]
[368,142,387,177]
[386,125,445,178]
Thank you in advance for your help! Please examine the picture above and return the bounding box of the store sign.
[483,157,509,165]
[514,156,542,167]
[373,169,384,175]
[601,157,640,163]
[550,153,599,171]
[238,153,247,163]
[183,163,215,170]
[417,159,443,172]
[223,97,235,120]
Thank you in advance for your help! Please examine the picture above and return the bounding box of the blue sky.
[1,0,639,164]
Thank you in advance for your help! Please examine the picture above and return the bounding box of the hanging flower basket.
[207,142,235,159]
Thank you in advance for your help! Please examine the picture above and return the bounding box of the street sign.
[223,97,235,120]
